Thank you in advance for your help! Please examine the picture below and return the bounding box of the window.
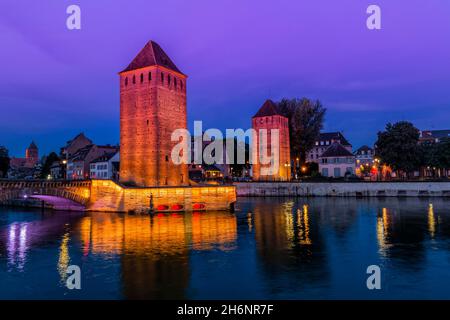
[322,168,329,177]
[180,81,183,90]
[174,78,177,89]
[140,73,144,83]
[161,72,164,83]
[132,75,136,84]
[346,167,353,174]
[334,168,341,177]
[168,75,171,86]
[125,77,128,86]
[148,72,152,81]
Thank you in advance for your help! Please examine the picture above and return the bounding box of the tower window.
[140,73,144,83]
[148,72,152,81]
[180,81,183,90]
[132,75,136,84]
[161,72,164,83]
[174,78,177,89]
[165,155,169,162]
[125,77,128,86]
[168,75,171,86]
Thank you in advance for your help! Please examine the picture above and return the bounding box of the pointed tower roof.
[253,100,282,118]
[120,40,184,75]
[28,141,38,150]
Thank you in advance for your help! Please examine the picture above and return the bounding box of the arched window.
[140,73,144,83]
[132,75,136,84]
[148,72,152,81]
[125,77,128,86]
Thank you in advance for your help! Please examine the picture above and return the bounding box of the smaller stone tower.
[252,100,291,181]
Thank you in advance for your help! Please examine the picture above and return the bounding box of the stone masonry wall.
[236,182,450,197]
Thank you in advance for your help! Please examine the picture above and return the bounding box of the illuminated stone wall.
[88,180,236,212]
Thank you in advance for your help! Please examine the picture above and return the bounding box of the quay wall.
[235,182,450,197]
[88,180,236,213]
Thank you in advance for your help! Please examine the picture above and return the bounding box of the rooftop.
[253,99,283,118]
[120,40,184,75]
[321,142,354,158]
[317,132,351,146]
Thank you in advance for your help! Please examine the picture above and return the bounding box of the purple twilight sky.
[0,0,450,157]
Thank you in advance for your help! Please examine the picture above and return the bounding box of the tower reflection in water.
[78,211,237,299]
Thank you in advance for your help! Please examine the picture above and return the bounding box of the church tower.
[119,41,188,186]
[252,100,291,181]
[25,141,39,167]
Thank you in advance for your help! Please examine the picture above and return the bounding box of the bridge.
[0,179,236,213]
[0,180,91,211]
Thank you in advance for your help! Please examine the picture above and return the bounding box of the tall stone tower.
[119,41,188,186]
[252,100,291,181]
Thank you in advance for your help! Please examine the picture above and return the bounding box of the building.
[319,142,356,178]
[354,145,375,176]
[61,133,93,160]
[189,136,233,181]
[119,40,188,186]
[419,130,450,144]
[50,161,63,179]
[67,144,118,180]
[10,141,39,169]
[307,132,352,163]
[419,129,450,178]
[89,152,120,180]
[251,100,291,181]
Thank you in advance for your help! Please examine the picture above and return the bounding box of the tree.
[375,121,421,177]
[420,138,450,177]
[40,152,60,179]
[0,146,9,178]
[277,98,326,169]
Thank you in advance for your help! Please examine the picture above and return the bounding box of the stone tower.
[25,141,39,167]
[252,100,291,181]
[119,41,188,186]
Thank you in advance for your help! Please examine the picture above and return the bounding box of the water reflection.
[1,197,450,299]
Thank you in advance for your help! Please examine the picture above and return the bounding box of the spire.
[252,99,282,118]
[120,40,184,75]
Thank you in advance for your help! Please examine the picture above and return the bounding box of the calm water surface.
[1,197,450,300]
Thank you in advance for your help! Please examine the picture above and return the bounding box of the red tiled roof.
[120,40,183,75]
[253,100,282,118]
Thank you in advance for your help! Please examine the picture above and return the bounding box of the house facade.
[89,152,120,180]
[319,143,356,178]
[67,144,118,180]
[307,132,352,163]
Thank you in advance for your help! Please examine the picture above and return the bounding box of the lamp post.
[62,159,67,180]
